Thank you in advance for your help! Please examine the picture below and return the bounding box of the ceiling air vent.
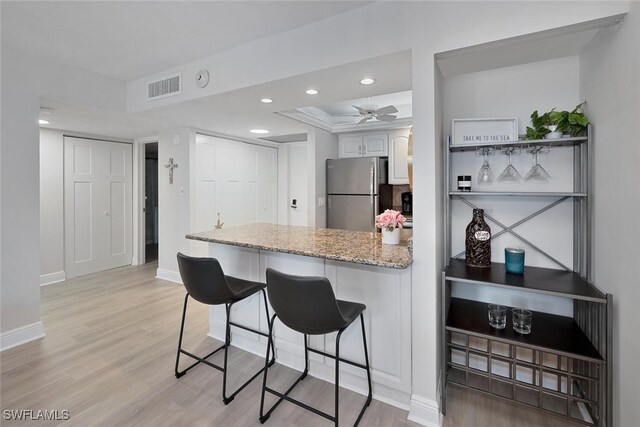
[146,73,181,101]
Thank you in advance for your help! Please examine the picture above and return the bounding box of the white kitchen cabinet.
[338,133,388,158]
[388,129,410,184]
[362,133,388,157]
[337,134,363,158]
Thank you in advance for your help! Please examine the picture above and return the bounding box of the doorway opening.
[145,142,158,263]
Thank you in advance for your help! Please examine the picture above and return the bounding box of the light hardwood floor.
[1,263,581,426]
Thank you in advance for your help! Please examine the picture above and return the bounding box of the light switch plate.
[318,197,325,207]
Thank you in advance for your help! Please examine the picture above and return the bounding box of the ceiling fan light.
[360,78,376,85]
[305,89,319,95]
[250,129,270,134]
[260,98,273,104]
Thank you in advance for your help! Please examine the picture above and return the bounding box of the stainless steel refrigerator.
[326,157,387,232]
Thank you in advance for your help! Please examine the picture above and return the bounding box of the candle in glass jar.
[505,248,525,274]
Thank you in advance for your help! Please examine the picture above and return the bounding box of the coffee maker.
[401,192,412,215]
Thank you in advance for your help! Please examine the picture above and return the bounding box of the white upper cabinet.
[338,134,363,158]
[362,133,388,157]
[388,129,410,184]
[338,132,388,158]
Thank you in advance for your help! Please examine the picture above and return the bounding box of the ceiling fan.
[338,104,399,124]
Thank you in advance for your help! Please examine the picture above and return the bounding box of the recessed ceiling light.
[305,89,319,95]
[39,119,50,125]
[250,129,269,134]
[360,78,376,85]
[260,98,273,104]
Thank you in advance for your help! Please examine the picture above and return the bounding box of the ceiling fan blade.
[376,114,397,122]
[334,114,362,117]
[376,105,398,115]
[353,105,368,114]
[358,117,371,124]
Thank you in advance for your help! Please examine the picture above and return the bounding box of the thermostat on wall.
[195,69,210,88]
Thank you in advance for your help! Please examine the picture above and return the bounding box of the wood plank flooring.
[1,263,582,426]
[1,263,415,426]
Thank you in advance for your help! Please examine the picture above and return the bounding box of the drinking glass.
[524,148,551,182]
[512,308,532,334]
[498,148,522,182]
[488,304,507,329]
[477,148,494,185]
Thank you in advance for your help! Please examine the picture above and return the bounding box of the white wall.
[308,128,338,228]
[443,56,581,136]
[1,46,127,339]
[580,6,640,426]
[155,128,194,282]
[39,129,65,279]
[1,49,42,336]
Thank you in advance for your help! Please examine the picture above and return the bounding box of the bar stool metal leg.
[355,313,373,424]
[175,292,274,405]
[335,328,345,426]
[262,289,276,368]
[175,294,227,379]
[222,302,233,404]
[259,316,372,426]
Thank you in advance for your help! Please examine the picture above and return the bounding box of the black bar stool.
[259,268,372,426]
[175,253,275,404]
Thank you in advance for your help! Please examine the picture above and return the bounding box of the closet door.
[194,134,277,231]
[64,137,132,278]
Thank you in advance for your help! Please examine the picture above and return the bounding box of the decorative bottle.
[465,208,491,268]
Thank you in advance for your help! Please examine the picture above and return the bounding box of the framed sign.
[451,118,518,146]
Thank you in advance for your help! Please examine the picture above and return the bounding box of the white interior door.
[64,137,132,278]
[288,143,308,226]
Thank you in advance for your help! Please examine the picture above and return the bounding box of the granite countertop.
[186,223,413,269]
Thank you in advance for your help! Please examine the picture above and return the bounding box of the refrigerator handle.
[370,161,375,195]
[371,195,378,228]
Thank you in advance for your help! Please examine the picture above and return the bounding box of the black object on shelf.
[445,259,606,302]
[446,298,603,362]
[464,209,491,268]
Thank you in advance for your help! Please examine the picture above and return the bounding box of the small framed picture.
[451,118,518,146]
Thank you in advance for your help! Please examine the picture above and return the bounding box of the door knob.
[104,211,110,216]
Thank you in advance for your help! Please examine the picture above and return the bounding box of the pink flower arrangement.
[375,209,406,231]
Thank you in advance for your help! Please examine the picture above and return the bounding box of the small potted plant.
[375,209,406,245]
[525,102,590,140]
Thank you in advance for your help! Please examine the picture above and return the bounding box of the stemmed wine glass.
[477,148,494,184]
[498,147,522,182]
[524,146,551,181]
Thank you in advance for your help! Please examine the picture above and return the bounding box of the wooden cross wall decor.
[165,158,178,184]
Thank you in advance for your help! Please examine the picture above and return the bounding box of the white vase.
[545,125,562,139]
[382,227,400,245]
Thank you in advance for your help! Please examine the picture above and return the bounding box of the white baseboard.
[408,394,442,427]
[40,271,66,286]
[156,268,182,284]
[0,322,45,351]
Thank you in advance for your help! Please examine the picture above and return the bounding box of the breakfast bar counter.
[185,223,413,409]
[186,223,412,269]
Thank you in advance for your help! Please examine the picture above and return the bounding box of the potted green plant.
[525,102,590,140]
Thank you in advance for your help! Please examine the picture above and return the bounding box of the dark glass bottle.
[465,208,491,268]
